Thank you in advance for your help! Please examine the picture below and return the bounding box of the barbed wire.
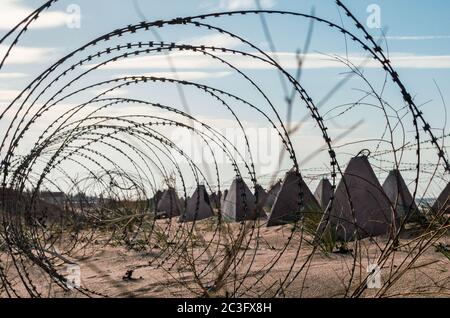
[0,0,448,298]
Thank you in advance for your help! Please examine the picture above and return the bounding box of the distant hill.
[0,187,65,224]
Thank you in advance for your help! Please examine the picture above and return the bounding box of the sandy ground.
[1,221,449,298]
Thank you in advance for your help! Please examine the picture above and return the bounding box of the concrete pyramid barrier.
[179,185,214,222]
[432,183,450,214]
[314,178,334,210]
[317,155,395,242]
[267,169,320,227]
[156,187,182,218]
[154,190,163,203]
[264,180,281,210]
[222,178,266,221]
[255,184,268,209]
[220,189,228,210]
[382,169,420,222]
[209,191,219,210]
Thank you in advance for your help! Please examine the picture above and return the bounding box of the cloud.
[117,71,231,81]
[90,88,130,97]
[0,72,28,79]
[387,54,450,68]
[380,35,450,41]
[0,89,21,101]
[84,51,293,70]
[218,0,276,10]
[0,0,72,30]
[201,0,276,11]
[0,45,57,64]
[294,53,450,69]
[187,34,242,49]
[86,51,450,71]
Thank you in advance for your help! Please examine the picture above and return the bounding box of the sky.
[0,0,449,196]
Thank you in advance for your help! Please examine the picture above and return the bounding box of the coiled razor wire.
[0,0,448,298]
